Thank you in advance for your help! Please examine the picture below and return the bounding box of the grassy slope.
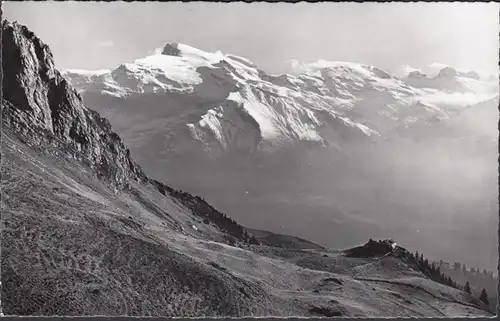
[245,228,326,250]
[1,131,494,317]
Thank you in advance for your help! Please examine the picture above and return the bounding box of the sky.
[3,2,499,75]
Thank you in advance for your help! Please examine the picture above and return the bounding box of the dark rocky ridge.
[2,21,147,189]
[343,239,396,258]
[161,42,182,56]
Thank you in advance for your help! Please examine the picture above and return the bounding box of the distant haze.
[4,2,499,75]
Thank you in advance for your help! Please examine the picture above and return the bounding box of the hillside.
[436,260,498,312]
[0,20,495,317]
[245,228,325,250]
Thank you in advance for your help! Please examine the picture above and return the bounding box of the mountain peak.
[292,59,372,74]
[161,42,182,56]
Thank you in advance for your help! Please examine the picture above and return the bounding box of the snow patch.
[199,108,228,149]
[292,60,375,80]
[228,90,281,140]
[62,69,111,76]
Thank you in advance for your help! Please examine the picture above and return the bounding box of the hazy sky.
[4,2,499,75]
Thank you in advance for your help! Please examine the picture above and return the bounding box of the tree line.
[408,251,492,309]
[435,259,496,311]
[151,179,260,245]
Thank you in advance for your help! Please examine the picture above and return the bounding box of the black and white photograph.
[1,1,498,317]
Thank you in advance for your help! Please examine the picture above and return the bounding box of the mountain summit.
[161,42,182,56]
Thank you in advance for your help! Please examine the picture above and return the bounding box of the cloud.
[152,47,164,55]
[415,92,497,108]
[98,40,114,48]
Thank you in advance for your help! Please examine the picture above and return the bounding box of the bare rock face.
[161,42,182,56]
[407,70,427,79]
[1,21,147,188]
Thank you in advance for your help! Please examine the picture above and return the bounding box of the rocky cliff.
[2,21,147,189]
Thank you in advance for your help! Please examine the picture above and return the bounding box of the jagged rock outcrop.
[162,42,182,56]
[343,239,396,258]
[1,21,147,188]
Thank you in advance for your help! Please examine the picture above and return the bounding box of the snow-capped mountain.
[63,43,497,160]
[404,66,498,94]
[64,43,382,158]
[62,42,498,272]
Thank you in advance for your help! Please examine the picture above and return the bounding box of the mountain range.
[62,41,499,272]
[1,20,497,317]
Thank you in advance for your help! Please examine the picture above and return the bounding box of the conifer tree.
[464,281,471,294]
[479,288,489,305]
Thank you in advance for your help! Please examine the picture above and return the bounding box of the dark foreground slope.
[1,21,271,316]
[0,21,494,317]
